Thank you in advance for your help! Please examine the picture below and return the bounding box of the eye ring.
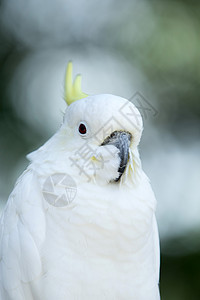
[78,122,87,136]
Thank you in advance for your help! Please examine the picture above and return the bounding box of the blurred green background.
[0,0,200,298]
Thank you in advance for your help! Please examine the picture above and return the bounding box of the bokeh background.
[0,0,200,298]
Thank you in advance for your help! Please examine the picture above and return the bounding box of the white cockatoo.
[0,62,160,300]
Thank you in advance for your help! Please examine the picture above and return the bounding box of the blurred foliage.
[0,47,44,196]
[161,251,200,300]
[0,0,200,299]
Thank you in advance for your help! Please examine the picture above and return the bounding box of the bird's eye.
[78,123,87,135]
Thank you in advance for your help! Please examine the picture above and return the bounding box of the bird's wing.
[0,169,46,300]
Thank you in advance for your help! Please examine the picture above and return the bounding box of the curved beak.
[101,131,132,181]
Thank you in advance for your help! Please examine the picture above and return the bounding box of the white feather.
[0,94,160,299]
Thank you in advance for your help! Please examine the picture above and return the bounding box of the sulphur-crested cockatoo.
[0,62,160,300]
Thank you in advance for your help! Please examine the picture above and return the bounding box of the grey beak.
[101,131,132,181]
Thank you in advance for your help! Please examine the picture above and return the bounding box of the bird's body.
[0,66,160,300]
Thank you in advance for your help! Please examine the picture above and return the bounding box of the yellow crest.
[64,61,88,106]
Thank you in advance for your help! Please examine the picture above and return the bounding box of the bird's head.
[28,62,143,186]
[61,62,143,185]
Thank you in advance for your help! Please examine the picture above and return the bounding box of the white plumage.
[0,93,160,300]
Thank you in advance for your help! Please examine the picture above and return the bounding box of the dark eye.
[78,123,87,135]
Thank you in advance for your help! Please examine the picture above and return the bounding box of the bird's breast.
[43,180,153,258]
[39,179,158,300]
